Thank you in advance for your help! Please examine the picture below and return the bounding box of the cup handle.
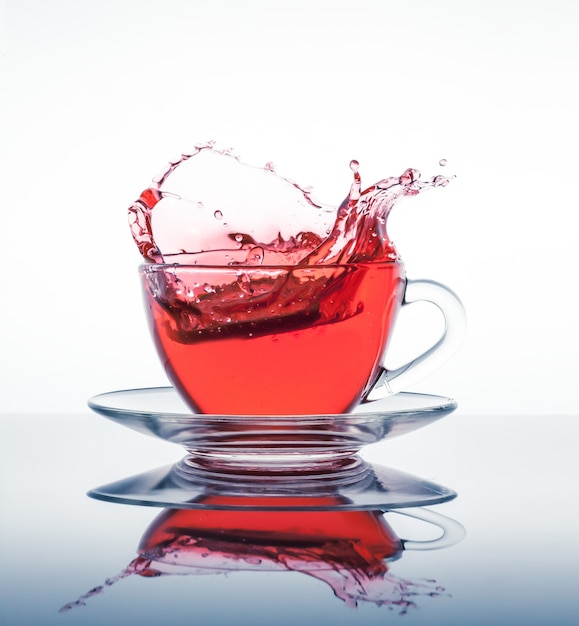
[365,279,466,402]
[388,507,466,551]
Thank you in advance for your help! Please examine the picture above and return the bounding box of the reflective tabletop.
[1,410,578,625]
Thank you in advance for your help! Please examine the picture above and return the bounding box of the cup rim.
[139,260,404,270]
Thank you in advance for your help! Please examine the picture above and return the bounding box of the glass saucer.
[88,387,457,469]
[88,456,458,511]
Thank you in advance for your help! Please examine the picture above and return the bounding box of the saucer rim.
[88,386,457,423]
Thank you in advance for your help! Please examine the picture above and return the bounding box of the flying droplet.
[196,201,204,209]
[214,210,223,220]
[439,159,447,167]
[399,168,420,186]
[432,175,450,187]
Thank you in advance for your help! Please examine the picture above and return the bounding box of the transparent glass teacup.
[140,259,465,416]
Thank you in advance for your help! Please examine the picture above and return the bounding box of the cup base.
[187,449,360,472]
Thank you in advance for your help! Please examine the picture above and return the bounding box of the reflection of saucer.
[88,457,457,511]
[89,387,456,464]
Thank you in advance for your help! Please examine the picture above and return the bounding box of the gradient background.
[2,0,579,416]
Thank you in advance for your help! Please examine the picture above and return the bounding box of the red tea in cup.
[130,144,465,415]
[142,261,405,415]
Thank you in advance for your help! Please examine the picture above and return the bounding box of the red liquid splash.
[61,501,448,613]
[130,146,451,415]
[128,142,451,266]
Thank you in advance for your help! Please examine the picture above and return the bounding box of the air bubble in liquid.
[246,246,264,266]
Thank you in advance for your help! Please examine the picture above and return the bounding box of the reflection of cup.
[60,500,463,613]
[137,498,464,563]
[133,502,463,610]
[137,499,404,570]
[141,261,465,415]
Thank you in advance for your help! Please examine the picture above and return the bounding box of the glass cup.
[140,260,465,416]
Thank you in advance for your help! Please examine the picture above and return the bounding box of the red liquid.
[138,499,403,571]
[130,144,451,415]
[61,500,446,613]
[143,261,405,415]
[132,501,444,611]
[128,144,451,268]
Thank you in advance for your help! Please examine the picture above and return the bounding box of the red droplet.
[139,188,162,210]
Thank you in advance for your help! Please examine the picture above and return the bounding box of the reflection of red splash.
[138,496,402,576]
[132,497,446,611]
[61,497,447,613]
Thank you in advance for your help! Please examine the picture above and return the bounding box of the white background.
[2,0,578,415]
